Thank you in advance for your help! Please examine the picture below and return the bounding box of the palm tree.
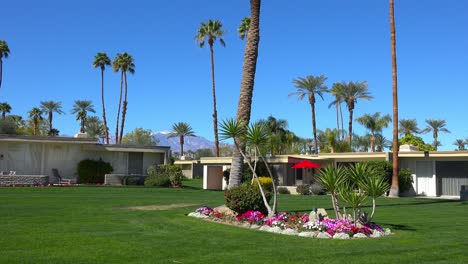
[374,134,392,152]
[389,0,400,197]
[113,52,135,144]
[356,112,392,152]
[28,107,43,136]
[229,0,261,189]
[40,100,64,132]
[289,75,328,154]
[93,52,111,144]
[453,139,466,151]
[0,40,10,90]
[329,82,346,141]
[423,119,450,150]
[0,102,12,120]
[399,118,420,136]
[195,19,225,157]
[85,116,104,138]
[71,100,96,133]
[339,81,373,143]
[168,122,196,157]
[238,17,251,40]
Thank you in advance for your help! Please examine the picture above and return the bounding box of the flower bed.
[188,206,392,239]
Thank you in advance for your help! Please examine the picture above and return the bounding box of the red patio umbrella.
[291,160,321,169]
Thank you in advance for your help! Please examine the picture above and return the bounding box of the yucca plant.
[339,185,368,223]
[358,174,390,221]
[317,165,347,219]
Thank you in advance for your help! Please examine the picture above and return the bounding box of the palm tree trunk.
[348,105,354,143]
[0,59,3,90]
[309,99,318,154]
[180,135,184,156]
[209,44,220,157]
[229,0,261,188]
[389,0,399,197]
[81,117,85,133]
[370,134,376,152]
[115,71,124,144]
[340,103,345,141]
[119,72,128,144]
[48,112,53,132]
[2,112,5,120]
[101,68,109,144]
[335,104,340,139]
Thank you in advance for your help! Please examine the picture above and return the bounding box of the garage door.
[436,161,468,196]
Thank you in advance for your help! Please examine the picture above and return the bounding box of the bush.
[310,183,326,195]
[225,183,271,215]
[398,169,413,192]
[277,187,290,194]
[125,176,145,186]
[364,160,414,194]
[296,184,311,195]
[252,176,273,192]
[145,165,184,187]
[77,159,113,184]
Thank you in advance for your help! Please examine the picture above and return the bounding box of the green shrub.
[398,169,413,192]
[125,176,145,186]
[310,183,326,195]
[77,159,113,184]
[296,184,310,195]
[224,183,271,215]
[145,165,184,187]
[277,186,290,194]
[252,176,273,192]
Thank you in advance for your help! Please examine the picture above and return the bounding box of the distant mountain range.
[153,131,214,152]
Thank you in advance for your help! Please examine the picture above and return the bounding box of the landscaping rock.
[188,212,208,218]
[270,226,283,234]
[298,232,317,238]
[250,224,261,229]
[316,208,329,221]
[241,222,251,228]
[214,205,237,217]
[308,211,318,221]
[259,225,273,232]
[384,228,392,236]
[281,228,298,236]
[333,233,350,240]
[370,230,384,238]
[353,233,368,239]
[316,232,332,239]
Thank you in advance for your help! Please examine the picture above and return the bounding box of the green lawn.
[1,180,467,264]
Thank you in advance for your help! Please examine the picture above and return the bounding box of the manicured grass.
[1,181,467,264]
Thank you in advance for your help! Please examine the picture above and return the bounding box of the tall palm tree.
[113,52,135,144]
[258,115,288,155]
[0,102,12,120]
[195,19,225,157]
[84,116,104,138]
[93,52,111,144]
[389,0,400,197]
[374,134,392,152]
[453,139,466,151]
[0,40,10,90]
[168,122,196,157]
[423,119,450,150]
[328,82,345,141]
[40,100,64,132]
[289,75,328,154]
[229,0,261,189]
[356,112,392,152]
[340,81,373,143]
[399,118,420,136]
[28,107,43,136]
[238,17,251,40]
[71,100,96,133]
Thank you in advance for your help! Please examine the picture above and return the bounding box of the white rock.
[370,230,384,238]
[188,212,208,218]
[270,226,283,233]
[316,232,332,239]
[333,233,350,240]
[384,228,392,236]
[281,228,298,236]
[298,232,317,238]
[259,225,272,232]
[250,224,261,229]
[241,222,251,228]
[353,233,368,239]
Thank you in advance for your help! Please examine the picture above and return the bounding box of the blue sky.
[1,0,467,150]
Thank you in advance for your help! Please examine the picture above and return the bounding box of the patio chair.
[51,168,73,184]
[9,171,16,175]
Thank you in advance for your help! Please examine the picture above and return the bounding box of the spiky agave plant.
[317,165,347,219]
[358,175,390,221]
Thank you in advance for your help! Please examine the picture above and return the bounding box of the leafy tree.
[399,134,435,151]
[423,119,450,150]
[48,128,60,136]
[289,74,328,154]
[40,100,64,132]
[113,52,135,144]
[356,112,392,152]
[93,52,111,144]
[0,40,10,90]
[71,100,95,133]
[374,134,392,152]
[85,116,104,138]
[122,128,158,146]
[195,19,225,157]
[329,83,346,141]
[0,102,11,120]
[389,0,400,197]
[399,118,420,136]
[0,119,16,134]
[453,139,466,151]
[194,148,214,159]
[337,81,373,143]
[219,142,234,157]
[6,115,25,133]
[229,0,261,189]
[352,133,371,152]
[28,107,43,136]
[168,122,196,157]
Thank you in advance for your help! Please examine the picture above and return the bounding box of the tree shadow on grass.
[378,223,416,231]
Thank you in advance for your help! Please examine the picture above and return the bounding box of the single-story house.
[0,134,171,184]
[175,145,468,198]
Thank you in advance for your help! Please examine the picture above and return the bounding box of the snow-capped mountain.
[153,131,214,151]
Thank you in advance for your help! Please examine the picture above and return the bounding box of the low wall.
[0,175,49,186]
